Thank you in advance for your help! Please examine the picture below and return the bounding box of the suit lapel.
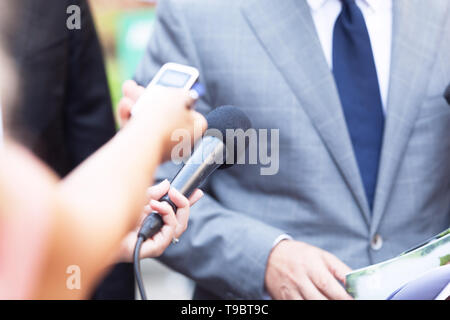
[371,0,450,233]
[241,0,372,224]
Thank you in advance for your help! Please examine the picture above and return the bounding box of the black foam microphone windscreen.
[205,105,252,169]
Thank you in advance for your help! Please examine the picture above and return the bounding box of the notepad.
[346,228,450,299]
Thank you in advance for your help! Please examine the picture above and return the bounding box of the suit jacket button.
[371,234,383,251]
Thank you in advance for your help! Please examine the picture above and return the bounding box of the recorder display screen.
[156,69,191,88]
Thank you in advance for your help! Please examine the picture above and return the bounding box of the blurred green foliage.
[440,254,450,266]
[93,6,155,116]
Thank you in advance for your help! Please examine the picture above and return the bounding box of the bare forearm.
[59,116,164,239]
[40,119,165,298]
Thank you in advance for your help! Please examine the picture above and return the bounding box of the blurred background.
[89,0,154,113]
[89,0,194,300]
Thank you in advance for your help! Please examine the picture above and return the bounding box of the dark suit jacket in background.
[4,0,134,299]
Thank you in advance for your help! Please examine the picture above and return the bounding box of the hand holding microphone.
[117,180,203,262]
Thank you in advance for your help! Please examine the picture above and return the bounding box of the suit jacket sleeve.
[134,0,286,299]
[64,0,116,168]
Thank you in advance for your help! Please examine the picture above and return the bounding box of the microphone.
[137,105,252,241]
[445,84,450,105]
[135,105,251,300]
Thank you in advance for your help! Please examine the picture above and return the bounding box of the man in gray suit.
[132,0,450,299]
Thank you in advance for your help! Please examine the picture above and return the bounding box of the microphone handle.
[137,136,225,240]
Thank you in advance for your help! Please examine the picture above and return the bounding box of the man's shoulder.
[161,0,244,13]
[157,0,247,31]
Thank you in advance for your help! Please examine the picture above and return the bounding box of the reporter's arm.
[36,88,204,299]
[0,143,58,299]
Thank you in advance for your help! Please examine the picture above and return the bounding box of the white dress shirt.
[307,0,393,111]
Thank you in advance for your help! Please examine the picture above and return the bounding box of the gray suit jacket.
[135,0,450,299]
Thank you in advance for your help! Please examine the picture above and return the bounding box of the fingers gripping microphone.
[137,106,252,241]
[445,84,450,105]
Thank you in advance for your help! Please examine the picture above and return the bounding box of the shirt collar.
[306,0,392,13]
[306,0,328,12]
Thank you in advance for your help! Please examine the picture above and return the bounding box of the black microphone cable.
[134,199,176,300]
[133,235,147,300]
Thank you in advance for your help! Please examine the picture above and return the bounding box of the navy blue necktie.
[333,0,384,210]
